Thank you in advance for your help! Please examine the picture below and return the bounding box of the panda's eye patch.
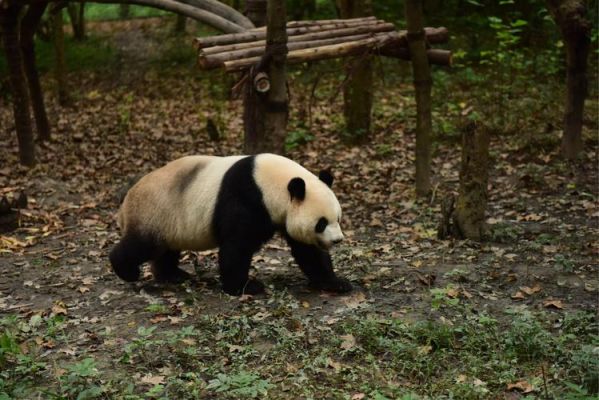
[315,217,328,233]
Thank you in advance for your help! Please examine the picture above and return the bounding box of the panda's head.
[285,170,344,250]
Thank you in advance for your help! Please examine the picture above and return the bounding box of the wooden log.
[286,16,377,28]
[199,31,451,70]
[381,47,452,66]
[195,21,395,48]
[224,33,397,71]
[199,32,373,69]
[199,26,448,56]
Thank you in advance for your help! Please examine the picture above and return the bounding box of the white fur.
[119,155,244,250]
[254,154,343,247]
[119,153,343,251]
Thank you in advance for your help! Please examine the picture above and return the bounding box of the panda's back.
[120,155,246,251]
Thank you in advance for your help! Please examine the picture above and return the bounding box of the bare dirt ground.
[1,18,598,399]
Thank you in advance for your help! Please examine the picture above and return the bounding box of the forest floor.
[1,18,598,400]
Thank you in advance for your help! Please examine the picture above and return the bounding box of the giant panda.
[109,153,352,296]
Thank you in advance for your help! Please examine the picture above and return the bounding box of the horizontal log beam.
[195,20,396,48]
[223,33,398,72]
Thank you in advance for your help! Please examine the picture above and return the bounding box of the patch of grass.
[0,35,116,76]
[84,4,167,21]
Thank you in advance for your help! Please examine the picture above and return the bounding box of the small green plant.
[554,254,575,272]
[118,93,135,133]
[430,286,460,310]
[285,127,314,151]
[58,358,105,400]
[145,303,168,314]
[206,371,271,398]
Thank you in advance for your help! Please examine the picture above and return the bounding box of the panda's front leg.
[285,235,352,293]
[218,243,265,296]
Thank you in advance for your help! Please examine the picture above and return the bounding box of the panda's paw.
[113,265,141,282]
[313,277,353,294]
[223,279,265,296]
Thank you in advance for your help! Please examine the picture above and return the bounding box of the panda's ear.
[288,177,305,201]
[318,170,334,188]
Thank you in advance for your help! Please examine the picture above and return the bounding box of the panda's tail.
[115,174,142,205]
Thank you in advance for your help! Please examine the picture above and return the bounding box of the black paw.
[223,279,265,296]
[112,265,140,282]
[154,268,191,284]
[311,277,352,293]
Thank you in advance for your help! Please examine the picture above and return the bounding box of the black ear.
[318,170,334,188]
[288,177,305,201]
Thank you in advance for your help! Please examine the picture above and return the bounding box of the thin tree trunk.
[67,2,86,40]
[1,4,36,166]
[336,0,373,144]
[21,2,51,141]
[52,7,70,106]
[243,0,267,153]
[546,0,590,160]
[174,14,187,33]
[453,122,490,241]
[119,4,130,18]
[405,0,432,196]
[263,0,288,154]
[245,0,267,29]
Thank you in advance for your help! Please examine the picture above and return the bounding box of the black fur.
[177,164,202,194]
[212,156,276,295]
[109,231,188,283]
[110,155,351,295]
[318,170,334,188]
[284,233,352,293]
[287,177,305,201]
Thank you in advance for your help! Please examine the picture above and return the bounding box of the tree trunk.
[173,14,187,33]
[1,4,36,166]
[336,0,373,144]
[21,2,51,141]
[67,2,86,40]
[453,121,490,241]
[243,0,267,153]
[262,0,288,154]
[405,0,432,196]
[119,4,130,18]
[245,0,267,28]
[52,7,70,106]
[546,0,590,160]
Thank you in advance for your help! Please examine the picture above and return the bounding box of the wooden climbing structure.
[195,16,451,72]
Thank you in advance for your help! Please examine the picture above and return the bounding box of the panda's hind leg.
[151,249,190,283]
[109,233,156,282]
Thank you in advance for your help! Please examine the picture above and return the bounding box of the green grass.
[84,4,167,21]
[1,304,597,399]
[0,35,116,77]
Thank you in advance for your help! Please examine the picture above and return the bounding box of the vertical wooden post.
[243,0,288,155]
[21,2,51,142]
[405,0,432,196]
[262,0,288,154]
[546,0,590,160]
[453,122,490,241]
[1,4,36,166]
[336,0,373,144]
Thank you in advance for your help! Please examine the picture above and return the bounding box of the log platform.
[195,17,451,72]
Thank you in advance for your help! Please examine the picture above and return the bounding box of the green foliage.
[84,4,167,21]
[285,127,315,151]
[206,371,271,398]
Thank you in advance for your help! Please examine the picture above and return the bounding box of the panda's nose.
[332,237,343,244]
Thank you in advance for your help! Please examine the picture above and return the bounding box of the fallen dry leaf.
[141,374,165,385]
[520,284,541,295]
[511,291,526,300]
[543,299,564,309]
[507,380,534,393]
[339,334,356,351]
